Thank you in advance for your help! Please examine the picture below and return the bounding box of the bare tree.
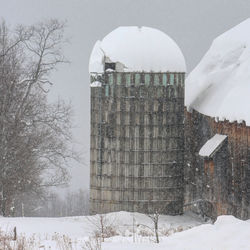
[136,210,161,243]
[147,211,160,243]
[139,204,167,243]
[13,189,89,217]
[86,213,117,242]
[0,19,77,216]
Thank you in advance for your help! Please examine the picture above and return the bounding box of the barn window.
[105,85,109,96]
[154,74,160,85]
[108,74,114,85]
[117,73,122,85]
[145,74,150,86]
[176,74,179,85]
[125,74,131,86]
[135,73,140,86]
[105,62,116,71]
[170,73,175,85]
[162,73,167,86]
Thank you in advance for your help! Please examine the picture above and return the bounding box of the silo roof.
[186,18,250,126]
[89,26,186,73]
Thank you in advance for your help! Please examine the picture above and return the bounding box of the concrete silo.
[89,26,186,215]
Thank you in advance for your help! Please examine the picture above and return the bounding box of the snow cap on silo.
[89,26,186,73]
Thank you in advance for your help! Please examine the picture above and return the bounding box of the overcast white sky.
[1,0,250,192]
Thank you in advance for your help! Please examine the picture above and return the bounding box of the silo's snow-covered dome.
[186,18,250,126]
[89,26,186,73]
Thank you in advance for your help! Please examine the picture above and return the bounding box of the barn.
[185,19,250,219]
[89,21,250,220]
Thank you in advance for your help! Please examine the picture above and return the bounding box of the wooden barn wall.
[185,109,250,219]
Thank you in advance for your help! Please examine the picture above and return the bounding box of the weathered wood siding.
[185,109,250,219]
[90,72,185,215]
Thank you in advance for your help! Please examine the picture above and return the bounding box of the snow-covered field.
[0,212,249,249]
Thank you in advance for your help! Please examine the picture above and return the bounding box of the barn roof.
[199,134,227,158]
[186,18,250,126]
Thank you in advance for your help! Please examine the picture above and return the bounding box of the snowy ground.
[0,211,249,249]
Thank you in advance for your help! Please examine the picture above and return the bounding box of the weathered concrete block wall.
[90,72,185,215]
[185,110,250,219]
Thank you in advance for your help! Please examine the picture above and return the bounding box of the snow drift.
[0,213,249,249]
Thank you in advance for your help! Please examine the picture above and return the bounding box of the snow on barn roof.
[186,19,250,126]
[89,26,186,73]
[199,134,227,157]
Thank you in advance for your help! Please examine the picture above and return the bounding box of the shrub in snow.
[86,214,118,242]
[82,236,102,250]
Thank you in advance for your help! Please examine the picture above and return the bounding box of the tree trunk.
[155,222,159,243]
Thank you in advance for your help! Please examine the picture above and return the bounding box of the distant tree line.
[12,189,89,217]
[0,19,79,216]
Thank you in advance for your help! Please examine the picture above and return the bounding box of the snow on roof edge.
[199,134,227,157]
[185,19,250,126]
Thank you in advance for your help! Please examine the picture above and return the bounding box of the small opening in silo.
[105,62,116,71]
